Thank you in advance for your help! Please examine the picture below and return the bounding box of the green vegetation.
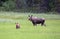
[0,0,60,13]
[0,12,60,39]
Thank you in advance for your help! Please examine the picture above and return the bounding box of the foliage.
[0,12,60,39]
[0,0,60,13]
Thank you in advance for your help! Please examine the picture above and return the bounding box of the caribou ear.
[31,15,33,17]
[28,15,33,17]
[28,15,30,17]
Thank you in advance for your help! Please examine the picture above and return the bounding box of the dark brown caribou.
[16,23,20,29]
[28,15,46,26]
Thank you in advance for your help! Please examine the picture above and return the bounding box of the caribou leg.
[41,20,45,26]
[32,22,37,26]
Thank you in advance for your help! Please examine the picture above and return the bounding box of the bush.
[2,0,16,11]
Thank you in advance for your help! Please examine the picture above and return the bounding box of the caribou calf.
[16,23,20,29]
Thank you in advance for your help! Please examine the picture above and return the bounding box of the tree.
[55,0,60,13]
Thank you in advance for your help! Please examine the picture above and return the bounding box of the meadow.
[0,12,60,39]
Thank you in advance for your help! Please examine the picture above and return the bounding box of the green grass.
[0,12,60,39]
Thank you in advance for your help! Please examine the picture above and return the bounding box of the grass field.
[0,12,60,39]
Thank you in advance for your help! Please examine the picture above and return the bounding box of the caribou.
[16,23,20,29]
[28,15,46,26]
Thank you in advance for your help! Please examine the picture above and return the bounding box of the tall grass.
[0,12,60,39]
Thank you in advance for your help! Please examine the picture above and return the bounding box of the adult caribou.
[28,15,46,26]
